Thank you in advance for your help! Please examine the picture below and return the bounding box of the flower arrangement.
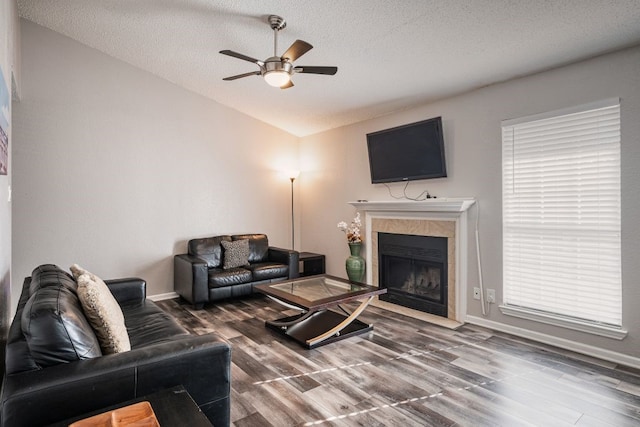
[337,212,362,243]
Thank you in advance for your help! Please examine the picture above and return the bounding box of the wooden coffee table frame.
[255,274,386,349]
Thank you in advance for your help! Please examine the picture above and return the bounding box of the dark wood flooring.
[157,295,640,427]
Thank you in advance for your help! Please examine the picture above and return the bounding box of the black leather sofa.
[174,233,299,309]
[0,264,231,427]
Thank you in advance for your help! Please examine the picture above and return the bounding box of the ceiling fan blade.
[281,40,313,62]
[219,50,263,65]
[222,71,261,81]
[280,80,294,89]
[294,66,338,75]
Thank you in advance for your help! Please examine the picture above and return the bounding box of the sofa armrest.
[105,278,146,304]
[268,247,300,279]
[0,334,231,427]
[174,254,209,308]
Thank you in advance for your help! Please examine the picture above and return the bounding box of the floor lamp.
[289,171,299,250]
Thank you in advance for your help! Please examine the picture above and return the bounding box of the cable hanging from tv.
[384,181,437,201]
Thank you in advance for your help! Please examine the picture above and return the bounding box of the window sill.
[499,305,627,340]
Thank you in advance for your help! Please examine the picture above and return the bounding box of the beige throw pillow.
[70,263,90,280]
[76,272,131,354]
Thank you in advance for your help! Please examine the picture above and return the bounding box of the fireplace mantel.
[349,198,476,213]
[350,197,476,326]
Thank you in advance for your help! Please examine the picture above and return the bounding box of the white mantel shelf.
[349,198,476,213]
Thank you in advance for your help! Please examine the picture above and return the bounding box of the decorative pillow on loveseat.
[221,239,251,269]
[71,264,131,354]
[232,234,269,263]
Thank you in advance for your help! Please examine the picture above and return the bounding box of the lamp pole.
[290,176,295,250]
[288,170,299,250]
[289,176,296,251]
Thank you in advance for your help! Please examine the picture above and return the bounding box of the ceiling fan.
[220,15,338,89]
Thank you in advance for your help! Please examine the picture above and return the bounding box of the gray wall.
[299,45,640,363]
[11,20,299,312]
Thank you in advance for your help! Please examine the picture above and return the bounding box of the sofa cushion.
[77,273,131,354]
[208,268,252,288]
[232,234,269,263]
[29,264,77,296]
[5,277,41,374]
[21,285,102,368]
[246,262,289,281]
[188,235,232,268]
[121,301,188,348]
[221,239,250,269]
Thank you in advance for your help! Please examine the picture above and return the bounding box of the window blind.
[502,100,621,327]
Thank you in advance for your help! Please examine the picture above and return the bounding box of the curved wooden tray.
[70,401,160,427]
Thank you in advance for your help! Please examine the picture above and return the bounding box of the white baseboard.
[148,291,179,302]
[466,315,640,370]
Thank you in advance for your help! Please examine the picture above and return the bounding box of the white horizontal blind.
[502,101,621,327]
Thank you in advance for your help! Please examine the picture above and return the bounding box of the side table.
[299,252,326,277]
[48,386,212,427]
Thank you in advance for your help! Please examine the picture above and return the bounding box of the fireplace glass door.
[378,233,448,316]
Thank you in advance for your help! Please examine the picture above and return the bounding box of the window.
[501,99,623,338]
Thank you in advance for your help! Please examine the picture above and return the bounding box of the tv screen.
[366,117,447,184]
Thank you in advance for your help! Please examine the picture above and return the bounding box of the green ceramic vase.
[345,242,366,283]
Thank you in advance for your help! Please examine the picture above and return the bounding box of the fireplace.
[349,198,476,325]
[378,232,448,316]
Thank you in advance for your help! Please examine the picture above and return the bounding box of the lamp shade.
[264,70,291,87]
[288,170,300,180]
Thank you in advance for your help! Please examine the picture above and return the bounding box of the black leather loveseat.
[0,264,231,427]
[174,233,299,309]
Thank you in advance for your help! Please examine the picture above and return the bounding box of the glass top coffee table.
[254,274,387,348]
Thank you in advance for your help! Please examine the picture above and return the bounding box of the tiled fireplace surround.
[350,199,476,327]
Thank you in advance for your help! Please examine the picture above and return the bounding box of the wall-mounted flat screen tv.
[366,117,447,184]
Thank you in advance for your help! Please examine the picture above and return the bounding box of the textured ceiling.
[17,0,640,137]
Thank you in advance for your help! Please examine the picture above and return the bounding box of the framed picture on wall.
[0,66,9,176]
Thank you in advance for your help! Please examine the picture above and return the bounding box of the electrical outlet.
[487,289,496,304]
[473,287,481,300]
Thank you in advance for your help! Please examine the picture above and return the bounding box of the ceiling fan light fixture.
[264,70,291,87]
[220,15,337,88]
